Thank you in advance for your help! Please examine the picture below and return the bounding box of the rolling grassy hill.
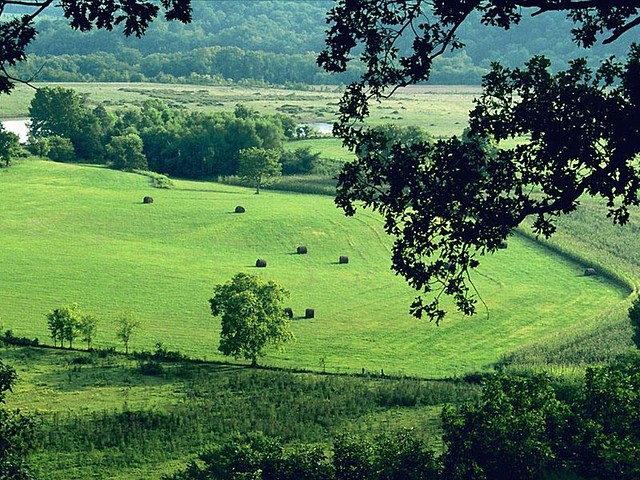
[0,159,630,379]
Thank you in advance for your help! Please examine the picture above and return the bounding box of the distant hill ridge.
[9,1,633,85]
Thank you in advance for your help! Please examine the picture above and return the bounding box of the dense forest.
[6,0,634,86]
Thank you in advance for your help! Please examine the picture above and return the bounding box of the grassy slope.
[0,160,628,380]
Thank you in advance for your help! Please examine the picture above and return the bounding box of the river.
[1,119,30,143]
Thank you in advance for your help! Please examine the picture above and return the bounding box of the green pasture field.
[284,137,354,162]
[0,160,630,381]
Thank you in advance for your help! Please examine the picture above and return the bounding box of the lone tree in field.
[210,272,293,367]
[115,311,140,354]
[0,0,192,94]
[238,147,282,194]
[319,0,640,323]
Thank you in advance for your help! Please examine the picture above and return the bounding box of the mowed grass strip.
[0,160,629,378]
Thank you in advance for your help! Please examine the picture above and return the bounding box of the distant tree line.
[28,86,322,180]
[11,47,363,87]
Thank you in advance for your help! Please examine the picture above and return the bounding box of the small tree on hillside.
[45,303,82,348]
[78,314,98,350]
[115,311,140,354]
[210,272,293,367]
[238,147,282,194]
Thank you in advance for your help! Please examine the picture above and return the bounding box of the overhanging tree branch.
[321,1,640,321]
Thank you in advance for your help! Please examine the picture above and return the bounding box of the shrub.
[138,360,164,376]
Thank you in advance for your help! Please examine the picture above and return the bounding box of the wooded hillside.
[7,0,634,86]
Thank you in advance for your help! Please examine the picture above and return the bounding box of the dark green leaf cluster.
[165,429,440,480]
[629,296,640,348]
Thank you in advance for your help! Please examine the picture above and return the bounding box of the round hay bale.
[584,267,597,276]
[305,308,315,319]
[235,205,246,214]
[297,246,308,255]
[255,259,267,268]
[143,196,154,204]
[284,307,293,319]
[339,255,349,264]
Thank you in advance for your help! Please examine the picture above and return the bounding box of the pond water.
[1,119,30,143]
[301,122,333,135]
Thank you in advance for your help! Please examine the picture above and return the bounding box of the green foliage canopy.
[165,356,640,480]
[106,132,148,171]
[319,0,640,322]
[210,273,293,367]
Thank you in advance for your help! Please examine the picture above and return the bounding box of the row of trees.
[41,272,295,368]
[10,47,363,87]
[27,86,323,180]
[165,355,640,480]
[45,304,140,354]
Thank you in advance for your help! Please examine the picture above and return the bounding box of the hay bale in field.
[305,308,315,319]
[584,268,597,276]
[235,205,246,213]
[339,255,349,264]
[255,259,267,268]
[143,196,154,204]
[297,246,308,254]
[497,240,508,249]
[284,307,293,319]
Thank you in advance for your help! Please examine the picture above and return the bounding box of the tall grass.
[496,198,640,372]
[9,346,479,480]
